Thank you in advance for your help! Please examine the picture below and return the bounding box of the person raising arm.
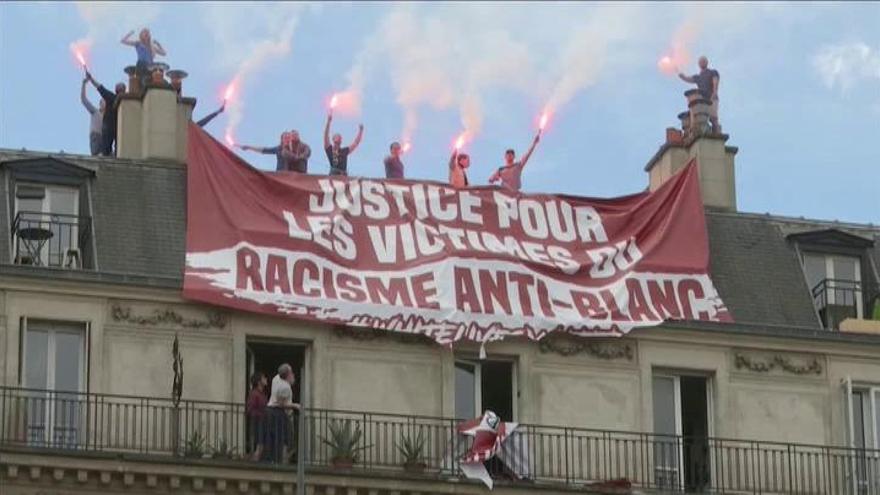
[323,112,364,176]
[489,132,540,192]
[80,77,105,156]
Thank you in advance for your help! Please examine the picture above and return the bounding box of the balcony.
[11,211,92,268]
[812,279,864,330]
[1,387,879,494]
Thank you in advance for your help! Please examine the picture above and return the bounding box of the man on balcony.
[266,363,300,463]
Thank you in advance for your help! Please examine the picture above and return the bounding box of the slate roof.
[2,148,878,332]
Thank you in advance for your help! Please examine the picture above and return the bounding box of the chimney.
[117,66,196,164]
[645,90,738,211]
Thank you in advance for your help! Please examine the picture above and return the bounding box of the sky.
[1,1,878,224]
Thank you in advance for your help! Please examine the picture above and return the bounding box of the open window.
[843,377,880,493]
[454,358,516,421]
[652,373,712,492]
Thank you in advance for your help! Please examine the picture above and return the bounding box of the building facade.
[1,85,879,494]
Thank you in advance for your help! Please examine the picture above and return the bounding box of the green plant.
[211,439,236,460]
[396,429,426,464]
[320,419,371,464]
[182,430,206,459]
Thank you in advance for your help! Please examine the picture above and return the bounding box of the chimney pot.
[123,66,140,95]
[684,89,702,104]
[167,69,188,94]
[665,127,683,145]
[677,111,691,134]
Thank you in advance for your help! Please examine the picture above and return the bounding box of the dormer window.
[3,157,95,270]
[788,228,878,330]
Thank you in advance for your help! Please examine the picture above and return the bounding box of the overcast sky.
[1,2,878,223]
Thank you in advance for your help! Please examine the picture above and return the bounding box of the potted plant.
[397,429,427,473]
[182,430,206,459]
[321,419,369,469]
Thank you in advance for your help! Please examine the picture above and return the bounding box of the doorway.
[245,339,307,404]
[652,373,712,492]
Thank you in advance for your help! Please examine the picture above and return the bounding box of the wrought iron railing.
[1,386,879,493]
[812,279,864,329]
[11,211,92,268]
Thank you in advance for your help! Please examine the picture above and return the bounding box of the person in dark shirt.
[246,372,269,461]
[323,112,364,176]
[489,132,540,192]
[383,142,405,179]
[85,71,126,157]
[239,131,311,173]
[679,56,721,133]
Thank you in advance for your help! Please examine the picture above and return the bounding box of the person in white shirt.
[267,363,300,463]
[80,77,105,156]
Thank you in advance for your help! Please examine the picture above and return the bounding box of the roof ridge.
[706,209,879,232]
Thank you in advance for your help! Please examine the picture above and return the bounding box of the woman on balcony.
[246,372,269,461]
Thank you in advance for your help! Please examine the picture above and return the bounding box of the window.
[803,253,863,326]
[843,378,880,493]
[652,374,712,492]
[13,183,81,267]
[454,359,515,421]
[21,319,87,448]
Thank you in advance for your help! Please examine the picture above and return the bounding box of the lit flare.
[224,131,236,148]
[330,94,339,109]
[454,133,466,150]
[75,50,87,68]
[657,55,679,76]
[402,142,411,153]
[223,81,236,102]
[539,112,549,132]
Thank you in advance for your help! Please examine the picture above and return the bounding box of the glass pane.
[47,188,79,267]
[803,254,826,293]
[48,187,78,216]
[24,329,49,445]
[853,392,866,449]
[53,331,83,448]
[53,331,82,392]
[455,361,476,420]
[25,330,49,389]
[653,376,680,489]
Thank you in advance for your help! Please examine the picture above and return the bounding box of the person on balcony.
[383,142,405,179]
[678,56,721,134]
[323,112,364,176]
[448,150,470,188]
[84,70,125,156]
[266,363,300,463]
[239,131,311,173]
[80,76,105,156]
[488,133,540,192]
[121,28,166,89]
[246,372,269,461]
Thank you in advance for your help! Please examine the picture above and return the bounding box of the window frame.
[453,357,518,421]
[802,252,863,318]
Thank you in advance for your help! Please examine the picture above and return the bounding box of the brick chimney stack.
[645,90,738,211]
[116,66,196,164]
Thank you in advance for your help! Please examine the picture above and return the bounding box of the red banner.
[183,124,731,346]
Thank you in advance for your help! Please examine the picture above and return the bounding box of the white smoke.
[342,4,654,141]
[198,2,312,139]
[813,42,880,91]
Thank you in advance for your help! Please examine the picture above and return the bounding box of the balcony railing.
[1,386,880,494]
[11,211,92,268]
[812,279,868,330]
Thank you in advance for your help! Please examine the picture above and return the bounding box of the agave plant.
[397,429,427,472]
[210,439,237,460]
[182,430,206,459]
[320,419,371,468]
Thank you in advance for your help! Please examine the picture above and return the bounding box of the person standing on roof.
[383,142,405,179]
[323,111,364,176]
[80,76,105,156]
[121,28,167,88]
[488,133,540,192]
[85,71,125,156]
[678,56,721,133]
[239,131,311,173]
[448,149,470,188]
